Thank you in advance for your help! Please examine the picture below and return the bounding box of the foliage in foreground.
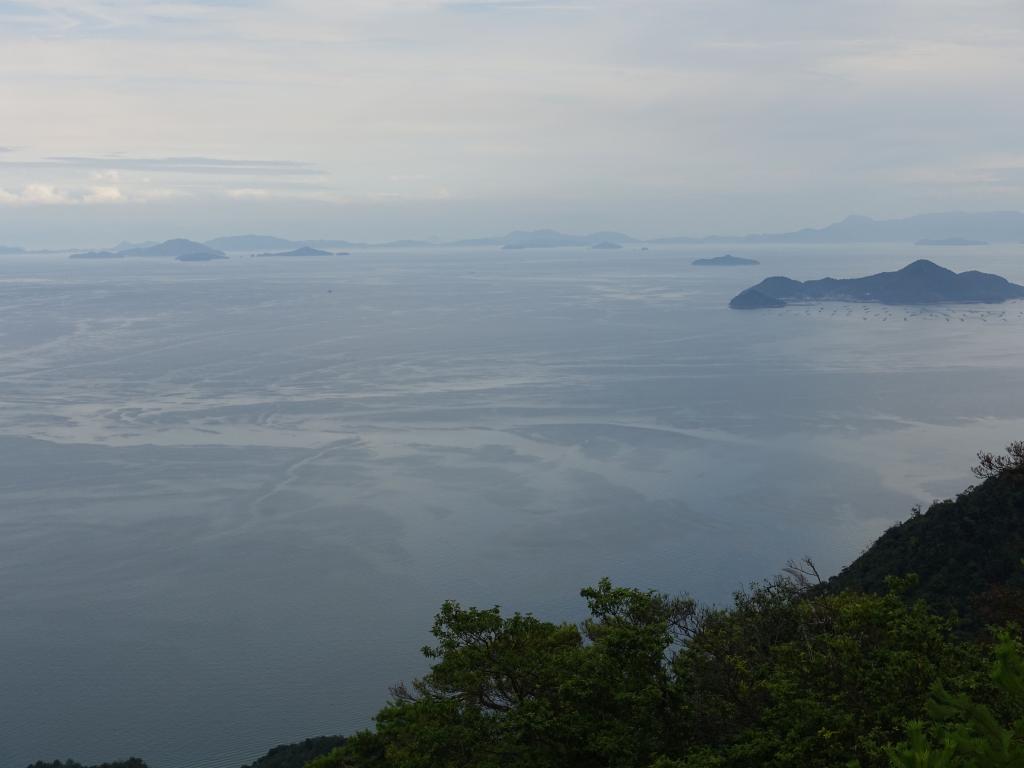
[888,631,1024,767]
[311,443,1024,768]
[240,736,349,768]
[25,760,148,768]
[311,576,999,768]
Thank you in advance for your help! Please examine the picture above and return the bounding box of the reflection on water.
[1,244,1023,767]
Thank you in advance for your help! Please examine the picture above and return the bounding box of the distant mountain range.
[653,211,1024,245]
[729,259,1024,309]
[12,210,1024,256]
[193,212,1024,250]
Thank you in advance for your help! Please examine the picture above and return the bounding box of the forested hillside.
[826,441,1024,629]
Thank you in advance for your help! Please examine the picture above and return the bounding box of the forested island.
[730,259,1024,309]
[32,443,1024,768]
[253,247,332,257]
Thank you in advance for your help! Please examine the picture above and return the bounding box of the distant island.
[693,254,759,266]
[176,252,228,262]
[121,239,226,259]
[493,230,636,249]
[253,246,331,257]
[591,241,622,250]
[72,212,1023,258]
[70,251,124,260]
[729,259,1024,309]
[916,237,988,246]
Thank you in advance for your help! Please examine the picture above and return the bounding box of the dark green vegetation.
[729,260,1024,309]
[889,630,1024,767]
[25,760,148,768]
[826,441,1024,630]
[30,445,1024,768]
[240,736,349,768]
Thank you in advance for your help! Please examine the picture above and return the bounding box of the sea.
[1,243,1022,767]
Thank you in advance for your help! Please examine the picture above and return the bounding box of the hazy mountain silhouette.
[111,240,157,252]
[117,210,1024,259]
[121,239,225,258]
[724,211,1024,244]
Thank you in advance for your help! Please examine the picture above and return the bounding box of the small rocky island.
[254,246,332,257]
[693,254,759,266]
[729,259,1024,309]
[176,252,228,262]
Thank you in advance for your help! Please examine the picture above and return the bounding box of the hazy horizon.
[3,0,1024,247]
[7,207,1024,252]
[5,3,1024,765]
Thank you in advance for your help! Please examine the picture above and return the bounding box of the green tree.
[888,632,1024,767]
[670,578,973,768]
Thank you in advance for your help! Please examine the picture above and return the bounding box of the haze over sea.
[2,244,1023,768]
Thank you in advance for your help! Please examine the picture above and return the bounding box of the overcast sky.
[1,0,1023,246]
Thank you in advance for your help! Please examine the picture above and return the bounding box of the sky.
[1,0,1023,247]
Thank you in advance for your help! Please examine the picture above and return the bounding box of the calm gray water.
[1,244,1023,768]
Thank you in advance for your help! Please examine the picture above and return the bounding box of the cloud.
[443,0,591,11]
[225,187,274,199]
[0,0,1022,240]
[0,182,129,206]
[82,185,123,203]
[0,156,323,176]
